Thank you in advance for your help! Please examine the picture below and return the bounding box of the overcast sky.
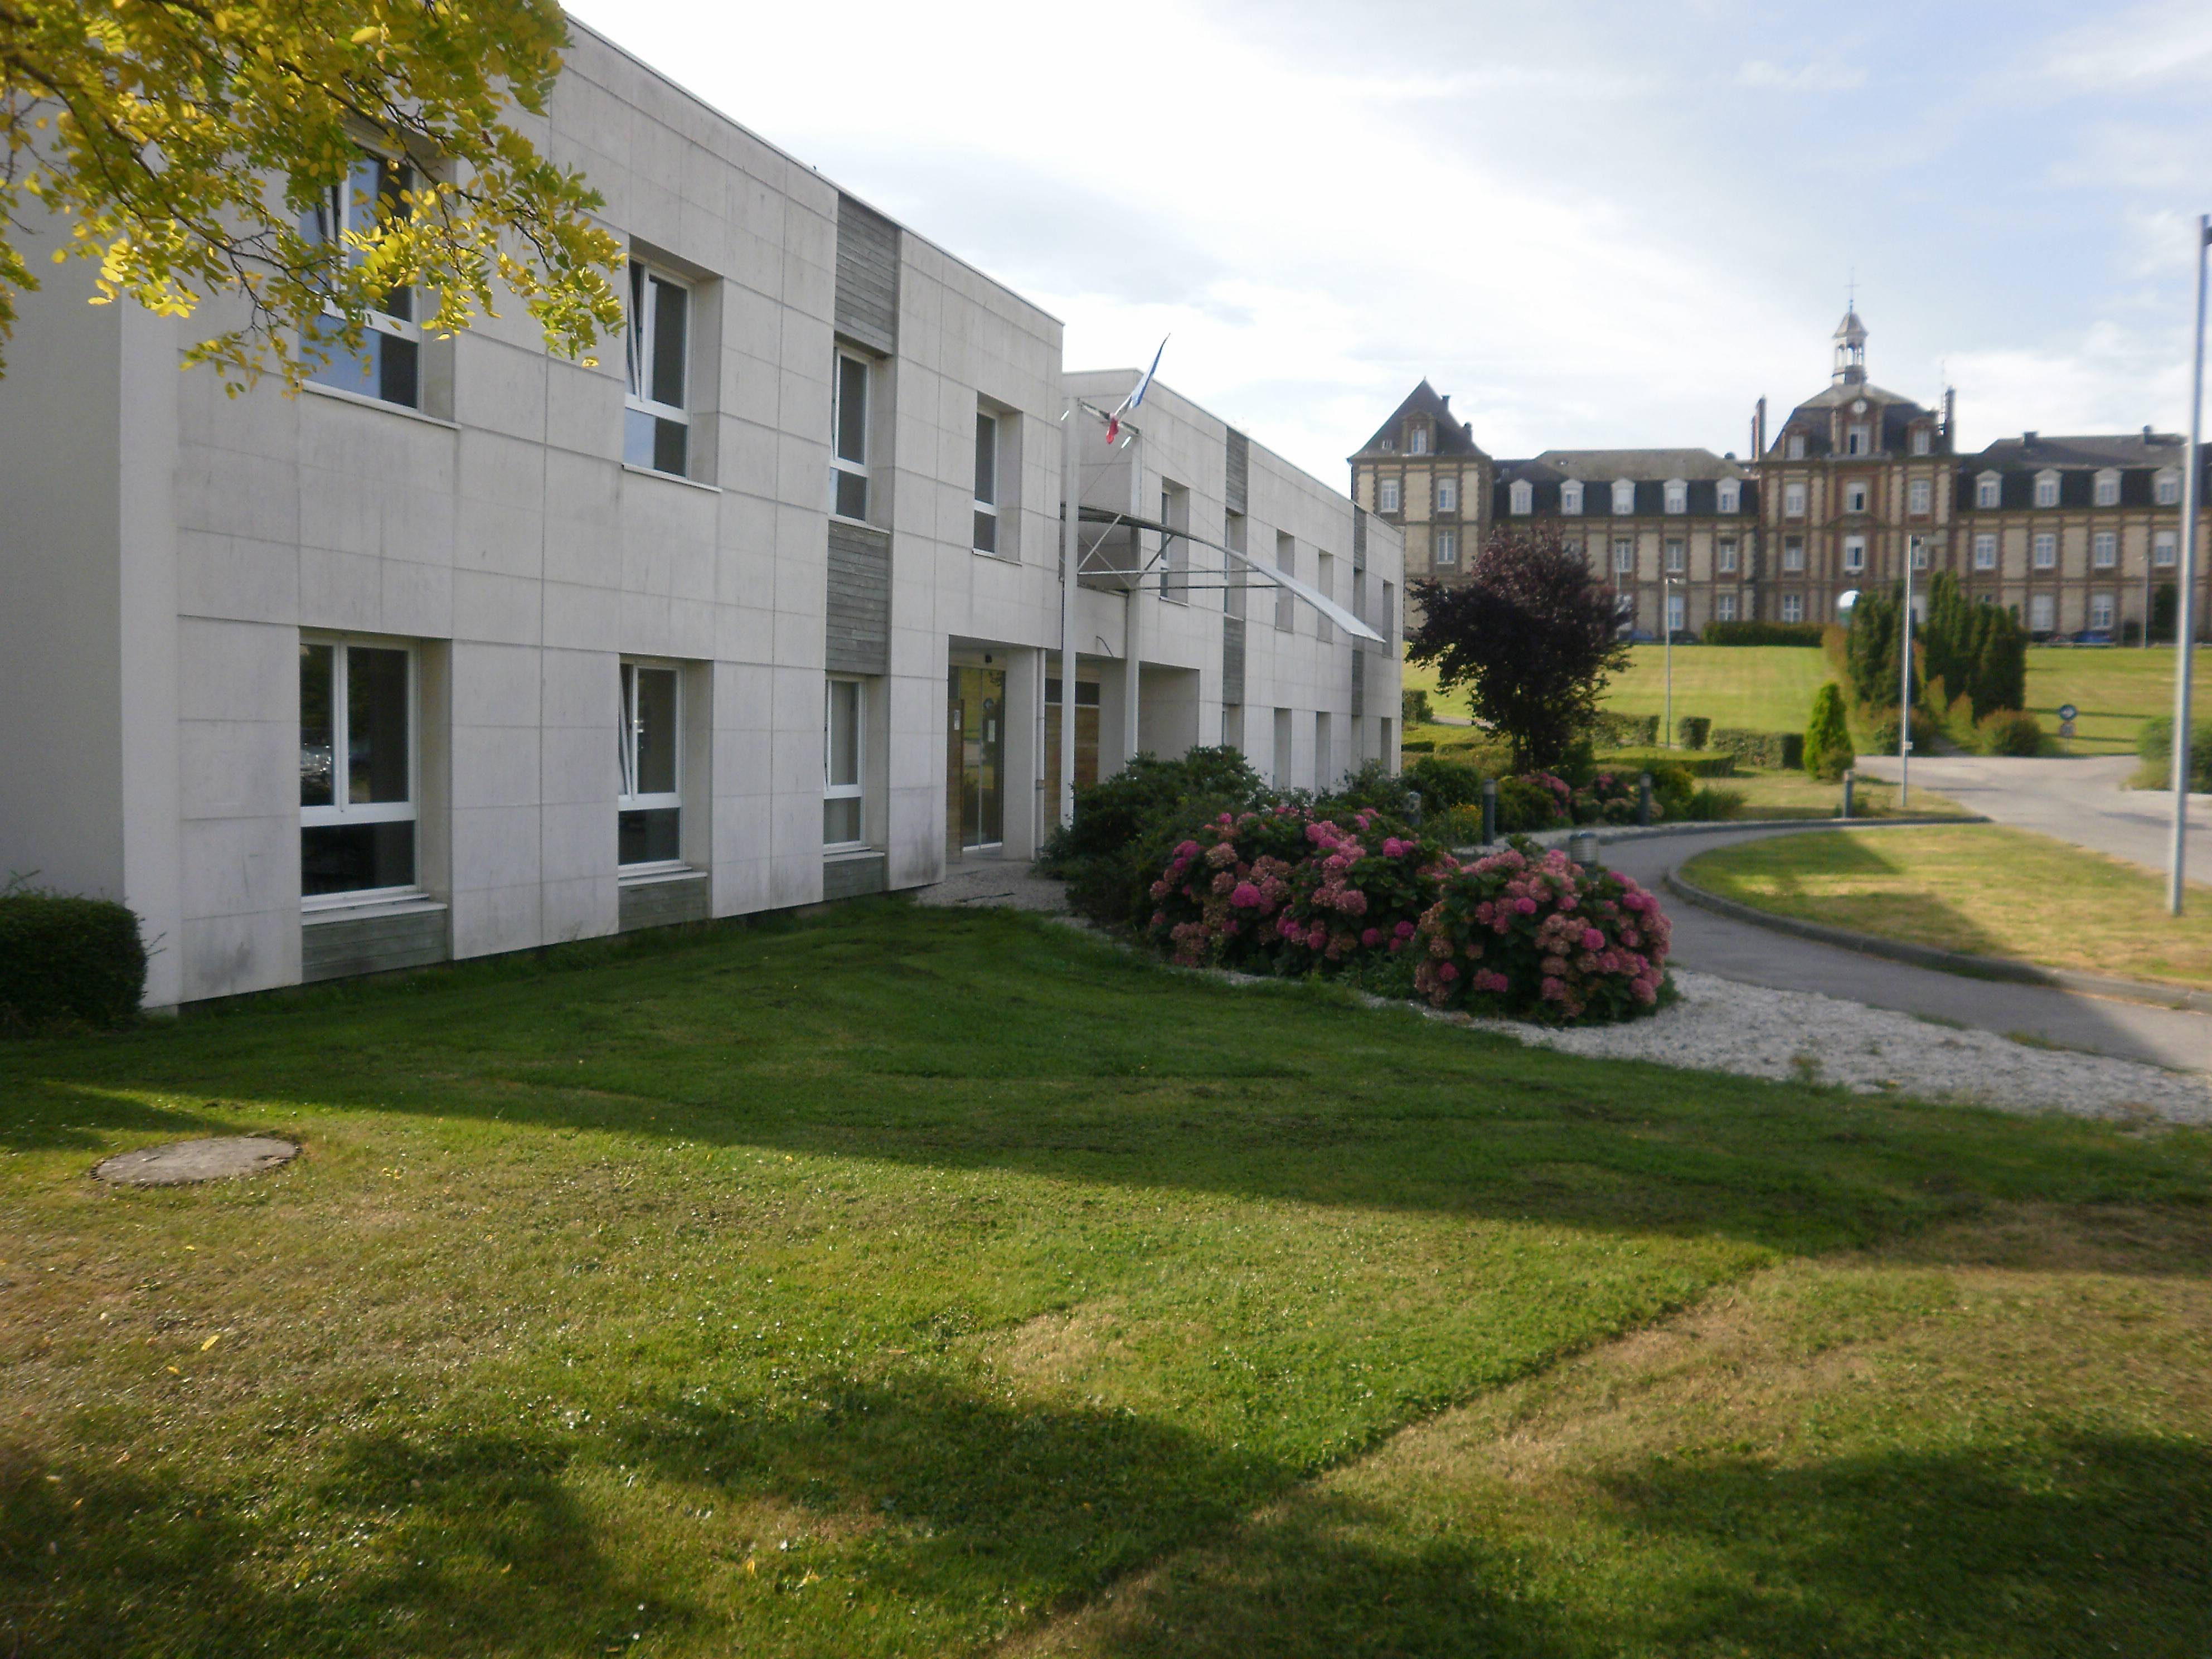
[570,0,2212,484]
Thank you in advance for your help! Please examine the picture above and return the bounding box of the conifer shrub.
[1976,709,2044,756]
[1803,683,1855,782]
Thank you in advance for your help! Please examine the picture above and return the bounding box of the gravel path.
[1454,967,2212,1126]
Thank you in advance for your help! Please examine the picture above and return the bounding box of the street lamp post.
[2171,212,2209,915]
[1900,539,1915,809]
[1663,576,1680,748]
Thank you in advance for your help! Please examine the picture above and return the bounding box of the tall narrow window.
[2034,471,2060,508]
[2030,593,2055,633]
[303,156,420,409]
[1717,479,1739,514]
[1437,476,1458,513]
[1665,539,1685,573]
[973,408,1000,553]
[824,677,865,846]
[624,261,691,476]
[1613,538,1634,575]
[832,352,871,520]
[2032,532,2057,569]
[1844,481,1869,514]
[1612,479,1636,515]
[2090,593,2115,630]
[1664,480,1687,515]
[300,638,416,900]
[1561,480,1584,515]
[2093,530,2117,567]
[1434,528,1457,566]
[1783,482,1807,518]
[1786,434,1806,460]
[1974,532,1998,569]
[1846,425,1868,455]
[2156,530,2179,567]
[1781,594,1804,623]
[1717,592,1738,621]
[1911,428,1932,456]
[1666,591,1686,633]
[1408,425,1429,455]
[1508,479,1531,515]
[1909,477,1931,515]
[1275,532,1295,630]
[1377,478,1400,514]
[1977,473,2001,508]
[2094,470,2120,507]
[1316,553,1335,644]
[1782,536,1804,572]
[1910,537,1928,570]
[1717,539,1738,573]
[2156,470,2181,506]
[618,662,682,869]
[1843,536,1866,573]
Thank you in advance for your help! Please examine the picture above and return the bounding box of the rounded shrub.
[1675,715,1711,750]
[1401,754,1486,812]
[1976,709,2043,756]
[1496,773,1570,833]
[0,892,147,1031]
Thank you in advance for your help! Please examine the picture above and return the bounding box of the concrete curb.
[1664,864,2212,1016]
[1449,814,1989,860]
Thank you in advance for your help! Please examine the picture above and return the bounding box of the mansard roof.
[1500,447,1750,483]
[1966,431,2186,471]
[1351,379,1489,460]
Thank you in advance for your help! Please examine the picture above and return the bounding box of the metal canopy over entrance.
[1065,505,1385,644]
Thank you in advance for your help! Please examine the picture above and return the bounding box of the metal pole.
[1123,425,1141,770]
[2170,213,2208,914]
[1663,580,1673,748]
[1900,541,1914,808]
[1058,397,1079,828]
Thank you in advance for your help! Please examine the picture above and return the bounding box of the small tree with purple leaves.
[1407,526,1628,772]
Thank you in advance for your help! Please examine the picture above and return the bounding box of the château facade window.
[1613,538,1634,574]
[1663,479,1687,515]
[1377,478,1400,514]
[1844,481,1869,514]
[2156,470,2181,506]
[1974,532,1998,570]
[1612,479,1636,515]
[1717,539,1738,573]
[1561,480,1584,515]
[1716,479,1740,514]
[1909,477,1931,515]
[2093,531,2117,567]
[2034,470,2060,508]
[1976,473,2002,508]
[1437,476,1458,513]
[1842,536,1866,573]
[1408,425,1429,455]
[2094,470,2121,507]
[1435,529,1457,566]
[2032,532,2057,569]
[1508,479,1531,515]
[1786,434,1807,460]
[1783,482,1807,518]
[1911,428,1932,456]
[2156,530,2178,566]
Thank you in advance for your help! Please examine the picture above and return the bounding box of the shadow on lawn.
[0,1428,682,1659]
[1034,1432,2212,1658]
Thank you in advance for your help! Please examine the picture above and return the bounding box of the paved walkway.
[1600,824,2212,1074]
[1852,753,2212,880]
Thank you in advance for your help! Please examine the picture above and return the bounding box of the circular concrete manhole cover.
[93,1137,299,1186]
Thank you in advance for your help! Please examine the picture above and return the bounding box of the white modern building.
[0,23,1400,1010]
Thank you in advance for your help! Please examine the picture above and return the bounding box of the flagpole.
[1059,395,1079,828]
[2170,212,2208,915]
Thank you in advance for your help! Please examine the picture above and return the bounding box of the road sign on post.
[2059,702,2078,739]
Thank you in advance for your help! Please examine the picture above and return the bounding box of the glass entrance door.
[945,666,1005,856]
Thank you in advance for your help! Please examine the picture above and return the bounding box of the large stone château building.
[1354,310,2212,639]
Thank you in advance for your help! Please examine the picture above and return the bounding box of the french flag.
[1104,337,1167,446]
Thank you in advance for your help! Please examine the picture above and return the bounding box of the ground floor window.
[618,661,683,869]
[1781,593,1804,623]
[2089,592,2115,631]
[2030,593,2056,633]
[1665,592,1686,633]
[1716,592,1738,622]
[825,676,866,848]
[1315,711,1333,791]
[1435,529,1456,566]
[300,636,417,900]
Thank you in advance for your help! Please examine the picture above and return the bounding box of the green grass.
[1409,645,2212,759]
[1684,824,2212,986]
[6,903,2211,1656]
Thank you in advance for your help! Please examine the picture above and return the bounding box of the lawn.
[1407,646,2212,758]
[6,903,2211,1656]
[1683,823,2212,987]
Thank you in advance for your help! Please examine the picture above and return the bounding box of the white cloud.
[2035,0,2212,91]
[1734,59,1867,91]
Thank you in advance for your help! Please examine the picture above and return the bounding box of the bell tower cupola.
[1832,305,1868,386]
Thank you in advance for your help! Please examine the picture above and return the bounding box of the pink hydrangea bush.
[1144,807,1326,971]
[1270,814,1458,972]
[1411,843,1670,1022]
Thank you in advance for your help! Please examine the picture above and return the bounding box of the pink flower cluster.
[1411,845,1670,1022]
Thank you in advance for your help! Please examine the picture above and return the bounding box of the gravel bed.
[911,863,1069,913]
[1454,968,2212,1126]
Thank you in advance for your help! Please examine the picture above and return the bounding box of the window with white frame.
[1561,480,1584,514]
[1911,428,1932,456]
[1435,528,1457,566]
[1844,481,1869,514]
[1665,539,1685,573]
[299,638,416,899]
[832,351,872,520]
[1717,592,1738,622]
[1437,476,1458,513]
[303,155,421,409]
[1613,537,1634,575]
[1664,480,1687,515]
[1786,433,1807,460]
[624,260,690,476]
[1976,473,2002,508]
[1377,477,1400,514]
[973,406,1002,554]
[2030,593,2055,633]
[1612,478,1636,515]
[2032,531,2057,569]
[1717,539,1738,573]
[1781,593,1804,623]
[2090,593,2115,631]
[1717,479,1740,514]
[2093,530,2117,567]
[2156,529,2179,566]
[1846,425,1869,455]
[1408,425,1429,454]
[1973,532,1997,570]
[1783,481,1807,518]
[823,677,865,847]
[617,661,682,869]
[2094,469,2120,507]
[1666,591,1686,633]
[1909,477,1931,515]
[1843,535,1866,573]
[2034,470,2060,508]
[2156,469,2181,506]
[1508,479,1531,515]
[1910,536,1928,570]
[1782,536,1804,573]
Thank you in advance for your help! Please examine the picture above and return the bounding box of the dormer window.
[1716,479,1739,514]
[1911,427,1932,457]
[1612,479,1636,516]
[2094,470,2120,506]
[2156,469,2181,506]
[2034,470,2060,508]
[1663,479,1687,515]
[1408,425,1429,455]
[1508,479,1532,515]
[1437,477,1458,514]
[1787,433,1807,460]
[1976,472,2001,509]
[1561,480,1584,515]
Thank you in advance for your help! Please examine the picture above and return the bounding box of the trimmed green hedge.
[1597,750,1739,779]
[1593,711,1660,749]
[1702,620,1826,647]
[1676,715,1711,750]
[2137,717,2212,792]
[1710,728,1805,770]
[0,892,147,1031]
